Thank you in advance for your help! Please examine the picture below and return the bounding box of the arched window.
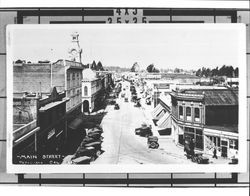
[179,106,183,119]
[194,108,200,122]
[84,86,88,96]
[186,107,191,121]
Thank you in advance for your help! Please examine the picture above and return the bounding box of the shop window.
[195,129,202,135]
[186,107,191,121]
[179,106,183,119]
[195,135,204,150]
[218,137,221,147]
[185,127,194,133]
[221,140,228,146]
[194,108,200,122]
[229,139,238,150]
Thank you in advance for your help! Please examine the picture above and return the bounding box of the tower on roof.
[68,32,82,63]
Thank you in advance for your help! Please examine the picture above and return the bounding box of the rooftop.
[182,89,238,106]
[171,88,238,106]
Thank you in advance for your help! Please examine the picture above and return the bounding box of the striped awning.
[157,112,171,129]
[151,104,165,119]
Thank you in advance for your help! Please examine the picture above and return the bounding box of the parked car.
[124,97,128,102]
[114,103,120,110]
[134,101,141,107]
[146,98,151,105]
[109,99,116,105]
[88,127,103,134]
[73,146,96,160]
[187,153,209,164]
[147,136,159,149]
[84,141,103,157]
[229,158,238,164]
[71,156,91,164]
[88,132,103,140]
[135,123,153,137]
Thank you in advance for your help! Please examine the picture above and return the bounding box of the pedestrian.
[213,147,218,159]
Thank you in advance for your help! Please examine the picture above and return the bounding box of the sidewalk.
[158,137,230,164]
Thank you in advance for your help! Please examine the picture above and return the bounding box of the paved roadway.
[92,81,190,164]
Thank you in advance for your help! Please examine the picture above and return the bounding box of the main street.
[92,81,191,164]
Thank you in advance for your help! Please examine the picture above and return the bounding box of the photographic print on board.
[6,24,247,173]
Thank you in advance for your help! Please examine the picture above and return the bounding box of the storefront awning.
[68,118,84,130]
[151,104,165,120]
[39,99,68,112]
[157,112,171,129]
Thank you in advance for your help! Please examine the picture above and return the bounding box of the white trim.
[204,128,238,139]
[6,24,247,173]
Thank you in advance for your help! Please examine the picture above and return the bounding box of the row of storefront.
[150,88,239,159]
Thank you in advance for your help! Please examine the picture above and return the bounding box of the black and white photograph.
[6,24,247,173]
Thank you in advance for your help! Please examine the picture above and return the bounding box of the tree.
[131,62,140,72]
[15,59,24,64]
[146,64,159,73]
[234,67,239,77]
[97,61,104,71]
[91,60,97,70]
[174,68,180,73]
[196,68,201,77]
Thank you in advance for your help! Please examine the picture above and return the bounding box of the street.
[92,81,191,164]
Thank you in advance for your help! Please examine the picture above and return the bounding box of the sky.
[9,24,244,70]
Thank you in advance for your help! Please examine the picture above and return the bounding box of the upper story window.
[194,108,200,122]
[186,107,191,121]
[84,86,88,96]
[179,106,183,120]
[67,73,70,81]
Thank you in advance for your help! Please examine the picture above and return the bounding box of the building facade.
[170,89,238,158]
[13,87,68,164]
[82,68,105,113]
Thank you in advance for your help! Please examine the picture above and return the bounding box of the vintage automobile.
[109,99,116,105]
[84,141,103,157]
[146,97,151,105]
[71,156,92,164]
[124,97,129,102]
[135,123,153,137]
[88,127,103,134]
[114,103,120,110]
[87,132,103,140]
[187,153,209,164]
[73,146,96,160]
[134,101,141,107]
[147,136,159,149]
[228,158,238,164]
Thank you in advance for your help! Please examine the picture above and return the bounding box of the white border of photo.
[6,23,247,173]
